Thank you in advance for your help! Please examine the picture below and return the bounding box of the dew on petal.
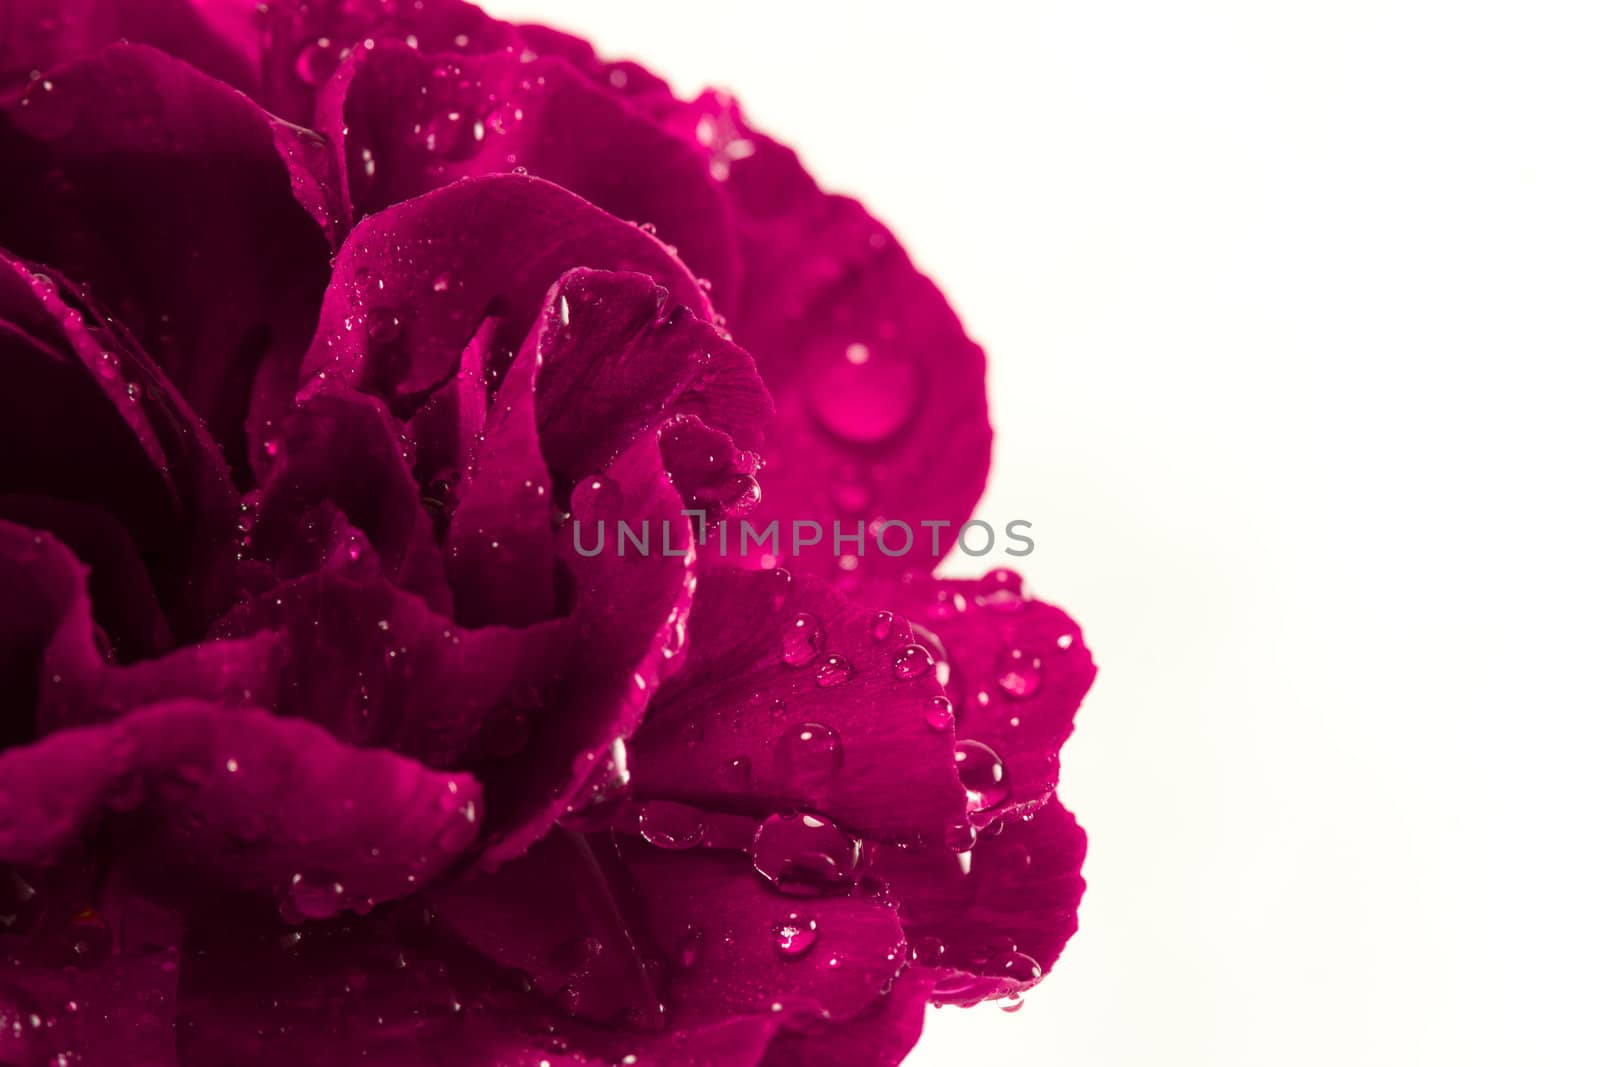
[774,722,844,784]
[954,740,1010,813]
[924,695,955,730]
[773,913,818,959]
[806,342,919,444]
[870,610,895,642]
[638,800,708,851]
[750,813,862,896]
[974,569,1026,613]
[891,644,934,680]
[995,648,1043,700]
[781,612,825,666]
[814,653,853,688]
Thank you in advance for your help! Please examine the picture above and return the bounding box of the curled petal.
[0,701,484,918]
[321,42,740,299]
[532,268,771,488]
[873,799,1088,1007]
[212,569,565,771]
[0,44,333,477]
[298,173,710,417]
[0,254,240,634]
[882,572,1097,824]
[630,569,968,846]
[480,424,698,866]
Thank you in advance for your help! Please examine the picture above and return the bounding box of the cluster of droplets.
[779,611,855,690]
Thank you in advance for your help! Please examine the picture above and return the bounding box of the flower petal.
[320,42,740,300]
[479,423,697,865]
[759,968,935,1067]
[0,254,241,635]
[629,569,969,846]
[532,268,771,489]
[881,571,1097,824]
[0,44,333,477]
[0,700,483,916]
[873,799,1088,1007]
[297,173,710,418]
[252,390,453,616]
[212,569,565,771]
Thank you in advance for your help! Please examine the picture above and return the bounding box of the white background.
[492,3,1600,1063]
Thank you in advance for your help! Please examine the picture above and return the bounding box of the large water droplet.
[987,950,1042,984]
[924,695,955,730]
[421,106,487,161]
[774,722,843,785]
[773,913,818,959]
[294,37,341,86]
[807,342,919,444]
[995,648,1043,700]
[954,740,1010,813]
[781,612,825,666]
[638,801,707,850]
[892,644,934,680]
[975,569,1026,613]
[814,653,853,688]
[751,813,862,896]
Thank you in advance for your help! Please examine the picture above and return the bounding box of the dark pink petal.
[320,42,740,300]
[174,909,781,1067]
[0,0,257,95]
[429,828,664,1030]
[664,93,993,576]
[0,700,483,916]
[615,837,907,1026]
[532,268,771,487]
[212,569,565,771]
[248,0,524,126]
[629,569,968,846]
[252,390,454,616]
[0,861,180,1066]
[874,799,1088,1007]
[298,173,710,418]
[759,968,935,1067]
[442,325,556,627]
[480,424,696,865]
[882,571,1097,825]
[0,44,333,477]
[0,254,240,635]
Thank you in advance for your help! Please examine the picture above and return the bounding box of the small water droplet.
[676,924,704,969]
[774,722,843,784]
[782,612,825,666]
[924,695,955,730]
[751,813,862,896]
[988,950,1042,984]
[294,37,340,86]
[892,644,934,680]
[910,936,946,965]
[869,610,895,642]
[773,913,818,958]
[814,653,853,688]
[954,740,1010,813]
[366,307,403,346]
[286,873,344,921]
[638,801,707,850]
[995,648,1043,700]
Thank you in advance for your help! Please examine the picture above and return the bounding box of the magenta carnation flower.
[0,3,1096,1064]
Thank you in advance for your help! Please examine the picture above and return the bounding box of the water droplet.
[366,307,403,346]
[814,653,853,688]
[1001,995,1026,1013]
[294,37,341,86]
[421,106,487,161]
[431,272,454,293]
[718,756,752,787]
[995,649,1043,700]
[975,569,1026,613]
[751,813,862,896]
[774,722,843,784]
[286,873,344,921]
[676,924,704,969]
[869,610,895,642]
[987,950,1042,984]
[781,612,825,666]
[807,342,919,444]
[1056,632,1076,651]
[954,740,1010,813]
[638,801,707,850]
[910,936,946,965]
[892,644,934,680]
[924,695,955,730]
[773,913,818,958]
